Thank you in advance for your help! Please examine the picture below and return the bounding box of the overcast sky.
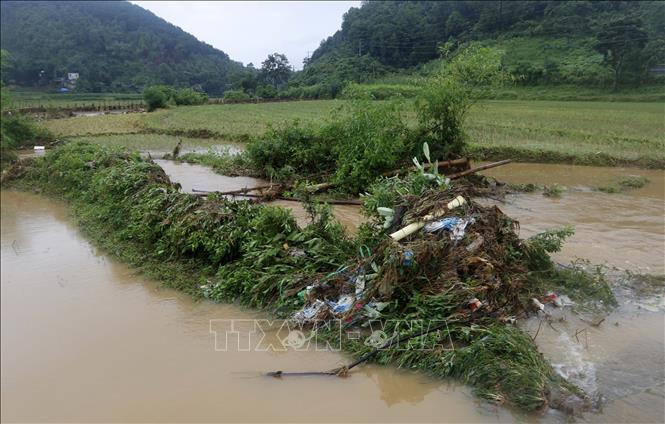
[131,1,360,70]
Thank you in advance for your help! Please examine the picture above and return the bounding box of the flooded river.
[2,160,663,422]
[1,190,517,423]
[482,163,665,274]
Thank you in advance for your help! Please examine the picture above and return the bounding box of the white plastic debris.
[328,295,355,315]
[532,298,545,311]
[292,299,328,324]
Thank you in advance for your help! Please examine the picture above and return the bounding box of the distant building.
[67,72,79,81]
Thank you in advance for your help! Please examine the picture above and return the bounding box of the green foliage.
[542,261,617,309]
[446,325,557,411]
[255,84,278,99]
[143,85,207,111]
[259,53,292,89]
[143,85,174,112]
[0,1,244,93]
[543,184,565,198]
[301,1,664,89]
[223,90,251,101]
[1,112,54,166]
[596,18,649,91]
[416,45,507,159]
[246,119,333,178]
[324,100,410,193]
[523,226,575,271]
[278,83,341,100]
[617,175,650,189]
[598,175,650,193]
[173,88,208,106]
[246,100,409,193]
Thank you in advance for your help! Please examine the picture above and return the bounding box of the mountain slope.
[0,1,244,93]
[296,0,665,87]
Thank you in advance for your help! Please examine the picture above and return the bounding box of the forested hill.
[296,0,665,87]
[0,1,244,93]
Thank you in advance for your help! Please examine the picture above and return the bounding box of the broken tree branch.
[447,159,512,180]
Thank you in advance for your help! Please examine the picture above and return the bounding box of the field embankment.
[41,99,665,168]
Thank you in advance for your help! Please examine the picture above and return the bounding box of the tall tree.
[259,53,292,88]
[595,18,648,91]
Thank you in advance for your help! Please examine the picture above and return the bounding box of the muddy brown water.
[1,190,520,423]
[482,163,665,274]
[2,160,663,422]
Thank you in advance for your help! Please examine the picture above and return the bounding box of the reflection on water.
[1,190,517,423]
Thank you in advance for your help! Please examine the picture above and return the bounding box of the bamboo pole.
[389,195,466,241]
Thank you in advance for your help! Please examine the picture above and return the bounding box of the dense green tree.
[595,18,649,91]
[0,1,245,94]
[301,1,664,88]
[259,53,293,88]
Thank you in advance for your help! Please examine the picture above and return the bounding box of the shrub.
[1,112,54,166]
[143,85,175,111]
[256,84,278,99]
[246,120,333,177]
[324,100,410,193]
[246,100,410,193]
[415,45,508,159]
[223,90,251,101]
[144,85,208,111]
[173,88,208,105]
[341,83,423,100]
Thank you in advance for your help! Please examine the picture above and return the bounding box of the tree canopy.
[0,1,245,94]
[299,1,665,87]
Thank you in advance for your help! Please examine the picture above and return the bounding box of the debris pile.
[285,180,597,412]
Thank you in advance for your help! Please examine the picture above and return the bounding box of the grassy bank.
[41,99,665,168]
[3,142,614,413]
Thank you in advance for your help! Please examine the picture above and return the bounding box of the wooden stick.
[447,159,512,180]
[192,191,361,206]
[192,184,278,196]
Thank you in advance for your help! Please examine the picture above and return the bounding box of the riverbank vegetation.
[2,140,614,414]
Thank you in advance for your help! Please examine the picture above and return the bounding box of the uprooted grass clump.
[2,141,615,415]
[597,175,650,193]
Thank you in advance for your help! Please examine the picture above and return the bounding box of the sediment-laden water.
[2,160,663,422]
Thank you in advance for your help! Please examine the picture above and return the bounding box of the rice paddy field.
[41,99,665,168]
